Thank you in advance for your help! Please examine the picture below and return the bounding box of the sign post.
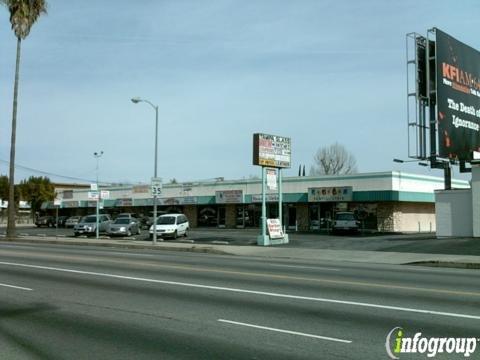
[151,177,162,245]
[53,193,62,237]
[253,133,291,246]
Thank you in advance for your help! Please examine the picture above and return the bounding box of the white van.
[149,214,189,239]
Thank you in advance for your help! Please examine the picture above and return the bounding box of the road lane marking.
[0,260,479,320]
[0,252,478,298]
[268,264,340,271]
[218,319,351,343]
[0,282,32,291]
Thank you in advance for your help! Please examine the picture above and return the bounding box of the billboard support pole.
[257,166,269,246]
[444,164,452,190]
[278,168,282,227]
[277,168,289,244]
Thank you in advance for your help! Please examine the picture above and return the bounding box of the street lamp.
[131,97,159,245]
[393,158,429,167]
[94,151,104,239]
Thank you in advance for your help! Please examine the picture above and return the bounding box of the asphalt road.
[4,226,480,256]
[0,242,479,359]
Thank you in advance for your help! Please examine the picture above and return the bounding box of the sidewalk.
[1,235,480,269]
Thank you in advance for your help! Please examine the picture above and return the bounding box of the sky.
[1,0,479,185]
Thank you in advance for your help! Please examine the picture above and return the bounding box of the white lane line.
[0,282,32,291]
[114,253,156,258]
[218,319,351,344]
[0,260,479,320]
[269,264,340,271]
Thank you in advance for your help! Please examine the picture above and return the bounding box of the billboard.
[436,29,480,161]
[253,133,291,168]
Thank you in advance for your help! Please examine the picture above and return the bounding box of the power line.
[0,159,111,185]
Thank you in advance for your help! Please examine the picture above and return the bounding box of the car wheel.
[184,229,188,237]
[172,231,177,240]
[127,230,132,237]
[137,228,141,235]
[74,233,79,237]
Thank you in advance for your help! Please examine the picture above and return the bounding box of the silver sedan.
[107,218,141,237]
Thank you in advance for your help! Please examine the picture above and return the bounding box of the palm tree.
[1,0,47,237]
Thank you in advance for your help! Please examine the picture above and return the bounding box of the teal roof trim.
[197,196,216,205]
[352,191,434,202]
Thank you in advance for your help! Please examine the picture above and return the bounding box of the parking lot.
[1,225,479,256]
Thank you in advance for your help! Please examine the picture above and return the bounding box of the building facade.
[44,171,469,233]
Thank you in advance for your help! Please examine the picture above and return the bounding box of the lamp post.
[94,151,103,239]
[131,97,159,245]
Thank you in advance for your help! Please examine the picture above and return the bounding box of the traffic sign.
[151,178,163,196]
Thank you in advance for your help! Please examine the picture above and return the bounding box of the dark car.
[35,216,55,227]
[56,216,69,227]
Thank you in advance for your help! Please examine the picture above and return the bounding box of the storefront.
[44,171,469,233]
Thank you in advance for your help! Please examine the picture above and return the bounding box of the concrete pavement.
[1,234,480,268]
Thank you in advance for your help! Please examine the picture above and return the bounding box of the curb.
[0,237,231,256]
[405,261,480,270]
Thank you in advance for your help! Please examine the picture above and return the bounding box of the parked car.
[74,214,112,237]
[65,216,82,228]
[332,212,359,234]
[138,215,153,230]
[35,216,55,227]
[107,217,140,237]
[115,213,137,220]
[56,216,69,227]
[149,214,189,239]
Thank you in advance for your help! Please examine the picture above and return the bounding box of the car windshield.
[336,213,355,221]
[82,216,97,223]
[114,218,130,224]
[157,216,176,225]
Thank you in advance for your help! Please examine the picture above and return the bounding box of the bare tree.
[310,143,358,175]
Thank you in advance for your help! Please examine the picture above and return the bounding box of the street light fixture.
[393,158,429,167]
[94,151,104,239]
[131,97,159,245]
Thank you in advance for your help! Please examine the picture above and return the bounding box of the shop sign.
[116,198,133,207]
[266,168,277,190]
[162,197,197,205]
[252,193,279,203]
[181,196,197,205]
[88,191,99,200]
[133,185,149,194]
[267,218,284,239]
[215,190,244,204]
[308,187,353,202]
[63,201,79,208]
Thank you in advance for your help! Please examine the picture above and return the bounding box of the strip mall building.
[47,171,469,233]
